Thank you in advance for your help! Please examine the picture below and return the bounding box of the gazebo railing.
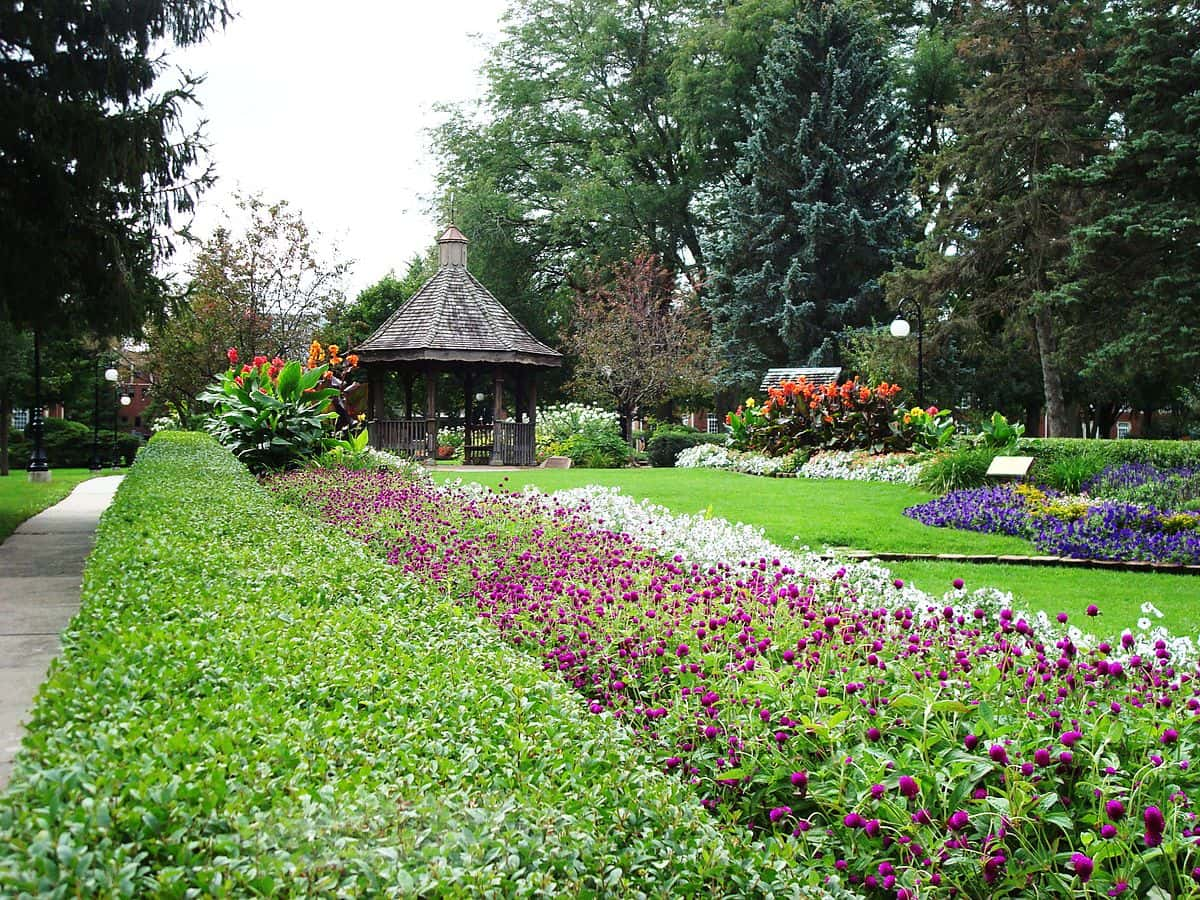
[494,421,536,467]
[368,419,432,458]
[464,425,493,465]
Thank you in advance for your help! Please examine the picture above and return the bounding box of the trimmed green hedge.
[1019,436,1200,469]
[0,433,815,897]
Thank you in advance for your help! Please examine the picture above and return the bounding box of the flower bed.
[273,468,1200,899]
[905,483,1200,565]
[799,451,923,485]
[0,433,810,897]
[675,444,922,484]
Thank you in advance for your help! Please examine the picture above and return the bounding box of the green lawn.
[435,467,1200,635]
[0,468,103,542]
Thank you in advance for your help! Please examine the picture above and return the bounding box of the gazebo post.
[526,376,537,426]
[463,371,474,427]
[490,370,505,466]
[367,368,385,449]
[424,367,438,463]
[403,373,414,420]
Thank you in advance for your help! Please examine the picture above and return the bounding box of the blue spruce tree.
[705,0,911,389]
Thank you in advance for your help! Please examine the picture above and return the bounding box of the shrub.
[0,433,811,897]
[917,446,1004,493]
[1020,437,1200,470]
[647,430,727,467]
[1084,463,1200,509]
[1038,452,1108,493]
[563,429,630,468]
[976,411,1024,449]
[731,378,907,455]
[200,346,353,473]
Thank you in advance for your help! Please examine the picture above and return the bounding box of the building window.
[706,413,720,434]
[11,409,29,431]
[1116,421,1131,439]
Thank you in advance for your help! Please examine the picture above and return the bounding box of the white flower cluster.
[675,443,788,476]
[536,403,621,446]
[799,450,923,485]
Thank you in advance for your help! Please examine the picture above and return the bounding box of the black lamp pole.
[89,357,103,470]
[26,330,49,479]
[111,367,120,469]
[895,299,925,408]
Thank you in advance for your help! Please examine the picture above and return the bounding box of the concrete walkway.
[0,475,123,791]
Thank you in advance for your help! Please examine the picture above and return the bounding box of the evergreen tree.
[0,0,229,336]
[704,0,911,389]
[1055,0,1200,432]
[887,0,1110,436]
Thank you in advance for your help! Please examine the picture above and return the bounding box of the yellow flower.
[746,397,756,407]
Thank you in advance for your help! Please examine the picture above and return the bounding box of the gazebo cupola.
[352,224,562,465]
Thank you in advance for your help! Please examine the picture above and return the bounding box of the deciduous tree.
[567,253,714,440]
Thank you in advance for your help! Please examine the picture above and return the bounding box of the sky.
[168,0,510,296]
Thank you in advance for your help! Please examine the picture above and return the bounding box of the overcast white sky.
[169,0,510,296]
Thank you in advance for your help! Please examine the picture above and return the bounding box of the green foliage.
[895,404,955,451]
[977,412,1024,449]
[0,432,810,896]
[646,430,727,468]
[1020,438,1200,471]
[7,418,93,469]
[0,0,230,335]
[563,429,631,469]
[200,360,342,473]
[705,0,912,384]
[916,446,1004,493]
[1036,453,1109,494]
[1052,0,1200,419]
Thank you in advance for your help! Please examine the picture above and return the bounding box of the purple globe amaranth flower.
[1071,852,1094,882]
[768,805,791,823]
[989,743,1009,765]
[791,771,808,789]
[1144,806,1166,847]
[1060,730,1082,748]
[912,808,933,825]
[1162,728,1179,744]
[844,812,865,829]
[1100,824,1118,839]
[870,783,886,800]
[1106,799,1126,821]
[1087,604,1099,616]
[867,726,882,742]
[1034,748,1052,767]
[964,733,980,751]
[952,577,965,589]
[948,810,970,832]
[898,775,919,799]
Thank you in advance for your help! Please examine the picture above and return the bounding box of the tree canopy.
[0,0,230,337]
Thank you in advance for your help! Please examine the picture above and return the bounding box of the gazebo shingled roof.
[352,224,559,466]
[353,227,562,367]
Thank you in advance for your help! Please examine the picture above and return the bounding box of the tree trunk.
[1033,309,1069,437]
[1139,408,1153,436]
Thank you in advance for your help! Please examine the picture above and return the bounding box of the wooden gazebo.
[353,225,562,466]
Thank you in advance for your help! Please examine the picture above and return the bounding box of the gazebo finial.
[438,221,469,268]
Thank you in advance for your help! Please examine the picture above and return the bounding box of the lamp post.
[26,330,50,482]
[118,393,132,465]
[105,365,119,468]
[89,358,104,470]
[890,299,925,409]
